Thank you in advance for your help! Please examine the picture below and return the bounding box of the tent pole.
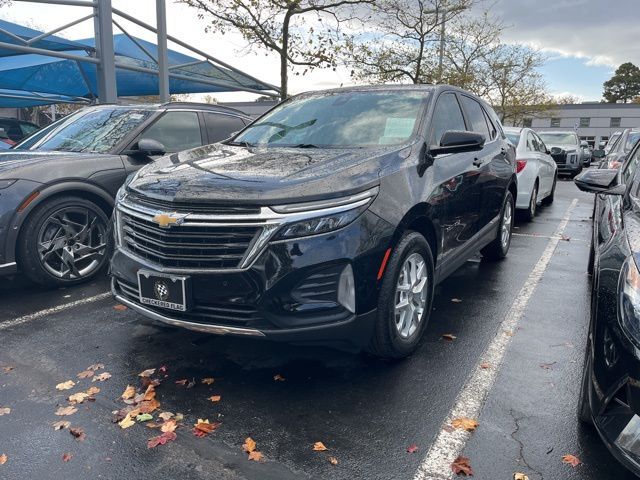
[94,0,117,103]
[156,0,170,103]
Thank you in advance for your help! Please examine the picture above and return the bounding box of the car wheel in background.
[481,191,514,261]
[522,182,538,222]
[367,231,434,359]
[541,175,556,206]
[17,196,110,287]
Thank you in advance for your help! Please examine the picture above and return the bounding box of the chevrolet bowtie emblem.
[152,212,185,228]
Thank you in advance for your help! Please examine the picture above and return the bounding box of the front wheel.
[367,231,434,359]
[481,191,514,260]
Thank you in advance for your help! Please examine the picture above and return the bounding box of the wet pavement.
[0,179,633,479]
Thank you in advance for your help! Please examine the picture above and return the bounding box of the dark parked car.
[575,140,640,475]
[0,117,39,143]
[0,102,251,286]
[598,128,640,170]
[110,85,517,358]
[537,131,584,177]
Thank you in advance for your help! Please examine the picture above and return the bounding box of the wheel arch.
[390,205,440,268]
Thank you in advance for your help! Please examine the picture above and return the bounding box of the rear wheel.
[541,175,556,206]
[481,191,514,261]
[18,196,110,287]
[367,231,434,359]
[522,182,538,222]
[577,343,594,425]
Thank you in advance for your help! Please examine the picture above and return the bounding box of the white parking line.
[413,198,579,480]
[0,292,112,331]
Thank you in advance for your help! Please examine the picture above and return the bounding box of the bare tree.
[347,0,472,84]
[179,0,374,99]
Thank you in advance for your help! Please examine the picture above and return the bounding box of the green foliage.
[603,63,640,103]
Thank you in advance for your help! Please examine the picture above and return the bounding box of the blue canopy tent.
[0,20,279,106]
[0,19,93,58]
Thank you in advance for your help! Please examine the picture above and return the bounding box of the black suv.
[0,102,250,286]
[110,86,517,357]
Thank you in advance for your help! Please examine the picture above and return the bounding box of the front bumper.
[109,209,393,351]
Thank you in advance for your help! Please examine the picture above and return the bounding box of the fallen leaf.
[87,363,104,371]
[407,444,419,453]
[451,298,463,303]
[143,385,156,401]
[147,431,177,448]
[140,377,160,388]
[159,365,168,374]
[248,451,264,462]
[121,385,136,400]
[174,413,184,422]
[328,456,338,465]
[53,420,70,430]
[175,379,188,386]
[119,414,135,429]
[480,363,491,369]
[136,413,153,422]
[56,380,75,391]
[561,235,571,242]
[208,395,221,402]
[451,456,474,476]
[562,454,581,467]
[442,425,455,433]
[91,372,111,382]
[442,333,457,341]
[62,453,72,462]
[273,374,285,381]
[186,379,196,389]
[55,406,78,416]
[514,474,529,480]
[77,370,93,379]
[201,377,215,385]
[451,418,479,432]
[0,407,10,416]
[113,304,127,311]
[540,362,557,370]
[313,442,328,451]
[243,437,257,453]
[2,366,14,373]
[161,419,178,433]
[68,392,90,404]
[158,412,174,421]
[0,454,6,465]
[138,368,156,378]
[69,427,86,441]
[138,398,161,414]
[85,386,100,396]
[193,419,220,436]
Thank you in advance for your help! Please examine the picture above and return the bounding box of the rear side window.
[430,93,466,146]
[460,96,490,141]
[205,113,247,143]
[623,145,640,185]
[0,120,22,141]
[19,122,39,136]
[141,111,202,153]
[481,108,498,140]
[534,133,547,153]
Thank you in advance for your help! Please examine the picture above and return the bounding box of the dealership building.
[512,103,640,148]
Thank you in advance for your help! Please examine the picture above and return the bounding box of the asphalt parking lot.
[0,177,635,480]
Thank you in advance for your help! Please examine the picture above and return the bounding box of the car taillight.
[516,160,527,173]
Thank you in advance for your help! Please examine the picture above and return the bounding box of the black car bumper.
[109,209,393,351]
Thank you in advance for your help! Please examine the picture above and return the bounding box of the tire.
[541,175,556,206]
[587,236,595,276]
[522,182,538,222]
[367,231,434,359]
[481,191,514,261]
[577,343,594,425]
[17,196,111,287]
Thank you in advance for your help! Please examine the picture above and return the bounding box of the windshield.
[505,132,520,146]
[537,133,578,146]
[26,108,153,153]
[625,131,640,152]
[233,90,430,148]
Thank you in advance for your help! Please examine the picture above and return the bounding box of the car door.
[121,110,205,174]
[204,112,248,144]
[459,95,508,231]
[533,132,555,195]
[429,91,482,263]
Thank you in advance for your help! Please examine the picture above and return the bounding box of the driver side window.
[140,111,203,153]
[622,145,640,185]
[430,93,466,147]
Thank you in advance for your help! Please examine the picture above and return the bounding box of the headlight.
[272,187,378,240]
[619,257,640,345]
[0,179,17,189]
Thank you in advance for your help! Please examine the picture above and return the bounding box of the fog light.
[337,264,355,313]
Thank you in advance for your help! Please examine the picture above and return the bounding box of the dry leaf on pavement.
[243,437,257,453]
[92,372,111,382]
[208,395,221,402]
[201,378,215,385]
[451,456,474,476]
[68,392,90,404]
[451,298,463,303]
[136,413,153,422]
[62,453,72,462]
[328,456,338,465]
[113,304,127,311]
[121,385,136,400]
[480,363,491,369]
[161,419,178,433]
[248,451,264,462]
[55,406,78,416]
[86,386,100,396]
[69,427,86,441]
[273,374,285,381]
[442,333,457,341]
[562,454,582,467]
[77,370,93,379]
[119,413,135,429]
[407,445,419,453]
[56,380,75,391]
[514,474,529,480]
[138,368,156,378]
[53,420,71,430]
[0,407,10,416]
[0,454,6,465]
[147,431,177,448]
[313,442,328,451]
[87,363,104,371]
[451,418,479,432]
[193,419,219,437]
[158,412,174,421]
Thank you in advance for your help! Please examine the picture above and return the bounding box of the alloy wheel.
[529,185,537,218]
[36,206,107,279]
[394,252,429,339]
[501,200,513,248]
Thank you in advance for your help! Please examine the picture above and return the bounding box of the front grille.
[119,210,262,269]
[127,193,261,215]
[551,153,566,165]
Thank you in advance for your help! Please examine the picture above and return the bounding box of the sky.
[0,0,637,102]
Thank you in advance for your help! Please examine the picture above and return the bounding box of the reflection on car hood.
[127,143,398,205]
[0,150,115,179]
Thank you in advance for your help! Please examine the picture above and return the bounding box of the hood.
[0,150,110,177]
[127,143,400,205]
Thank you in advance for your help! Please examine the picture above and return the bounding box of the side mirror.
[574,168,624,195]
[545,149,551,155]
[430,130,485,156]
[592,149,606,159]
[136,138,166,156]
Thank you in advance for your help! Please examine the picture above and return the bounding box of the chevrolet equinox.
[110,85,517,358]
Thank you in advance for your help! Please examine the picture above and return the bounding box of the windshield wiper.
[225,140,255,147]
[291,143,320,149]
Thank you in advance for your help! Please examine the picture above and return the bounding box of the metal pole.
[94,0,117,103]
[156,0,170,102]
[437,9,446,84]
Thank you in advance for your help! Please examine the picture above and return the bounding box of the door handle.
[472,157,483,167]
